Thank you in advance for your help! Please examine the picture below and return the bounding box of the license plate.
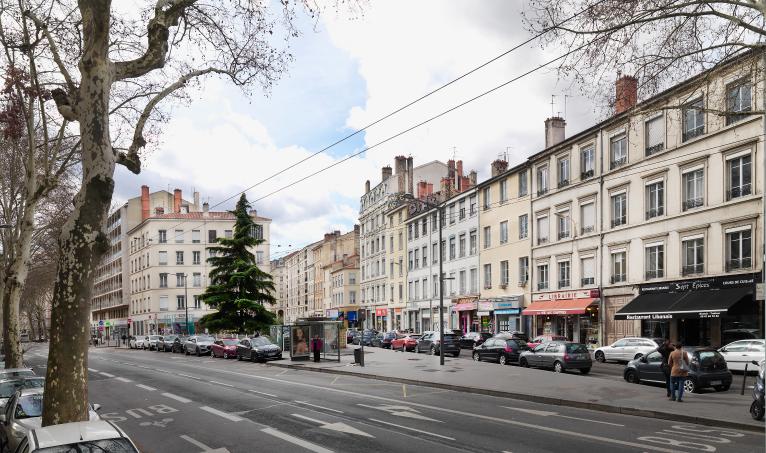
[710,380,722,385]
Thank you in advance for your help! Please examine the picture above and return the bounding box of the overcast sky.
[113,0,602,259]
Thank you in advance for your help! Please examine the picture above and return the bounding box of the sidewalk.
[269,347,764,432]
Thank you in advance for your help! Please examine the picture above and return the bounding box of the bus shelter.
[271,320,342,362]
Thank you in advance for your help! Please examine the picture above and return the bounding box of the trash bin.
[353,348,364,366]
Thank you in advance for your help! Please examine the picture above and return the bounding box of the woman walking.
[668,342,690,402]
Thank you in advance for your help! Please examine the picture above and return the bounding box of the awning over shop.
[521,298,598,316]
[614,287,753,320]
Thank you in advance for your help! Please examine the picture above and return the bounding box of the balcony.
[683,198,704,210]
[558,179,569,189]
[682,264,704,276]
[645,143,665,157]
[610,275,626,284]
[537,188,549,197]
[645,269,664,279]
[683,126,704,142]
[726,257,752,272]
[537,237,549,245]
[610,157,627,170]
[581,277,595,286]
[581,225,595,235]
[581,169,594,180]
[645,207,664,220]
[558,280,570,289]
[727,184,752,200]
[558,231,570,240]
[611,217,626,228]
[537,282,549,290]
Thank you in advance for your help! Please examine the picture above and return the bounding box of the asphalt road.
[21,344,765,453]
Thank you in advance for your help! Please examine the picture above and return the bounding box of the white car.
[129,336,149,349]
[718,339,766,372]
[11,420,138,452]
[594,337,659,363]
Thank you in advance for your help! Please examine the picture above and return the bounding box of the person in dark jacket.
[310,335,323,362]
[657,338,674,397]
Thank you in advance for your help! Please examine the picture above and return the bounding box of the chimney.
[354,224,360,234]
[456,160,464,181]
[173,188,182,213]
[615,73,638,114]
[406,156,414,195]
[140,185,150,221]
[365,180,371,193]
[426,183,434,196]
[491,159,508,177]
[203,202,209,212]
[417,181,428,199]
[469,170,477,186]
[382,166,392,181]
[544,117,566,148]
[193,191,200,211]
[249,209,258,218]
[394,156,407,174]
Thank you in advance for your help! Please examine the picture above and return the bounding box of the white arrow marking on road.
[368,418,455,440]
[292,413,374,438]
[501,406,625,427]
[180,434,231,453]
[357,404,443,423]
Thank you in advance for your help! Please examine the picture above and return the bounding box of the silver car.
[146,335,163,351]
[0,378,44,411]
[594,337,659,363]
[14,420,139,452]
[184,335,216,356]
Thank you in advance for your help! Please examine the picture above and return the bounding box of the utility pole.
[438,204,445,366]
[184,273,190,335]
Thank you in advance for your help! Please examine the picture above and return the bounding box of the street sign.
[128,318,132,323]
[105,320,112,327]
[98,320,104,326]
[98,326,103,331]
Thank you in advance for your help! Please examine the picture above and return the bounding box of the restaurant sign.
[639,273,757,295]
[532,289,599,302]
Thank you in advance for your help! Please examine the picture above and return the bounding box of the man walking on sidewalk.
[658,338,674,397]
[311,335,323,363]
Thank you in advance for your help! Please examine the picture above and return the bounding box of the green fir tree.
[200,194,276,334]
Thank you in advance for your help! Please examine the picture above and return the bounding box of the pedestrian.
[121,334,127,346]
[657,338,675,397]
[310,335,323,363]
[668,342,690,402]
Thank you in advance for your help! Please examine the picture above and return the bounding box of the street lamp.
[183,273,190,335]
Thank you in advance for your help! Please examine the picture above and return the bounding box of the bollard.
[741,363,749,395]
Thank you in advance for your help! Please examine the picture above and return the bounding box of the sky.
[112,0,601,259]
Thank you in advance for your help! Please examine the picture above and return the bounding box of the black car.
[459,332,493,349]
[347,330,359,344]
[158,335,179,352]
[416,332,460,357]
[170,336,187,353]
[624,347,733,393]
[352,330,376,346]
[473,338,530,365]
[495,331,530,343]
[372,332,397,348]
[237,336,282,362]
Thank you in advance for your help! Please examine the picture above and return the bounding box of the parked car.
[459,332,493,349]
[0,370,35,380]
[0,378,44,410]
[346,330,359,344]
[183,335,215,356]
[718,339,766,372]
[473,338,530,365]
[495,331,530,343]
[594,337,659,363]
[372,332,397,348]
[146,335,163,351]
[0,388,101,453]
[170,336,187,353]
[527,335,567,349]
[236,336,282,362]
[352,330,376,346]
[211,339,240,359]
[130,336,148,349]
[12,420,140,453]
[519,341,592,374]
[624,347,732,393]
[415,332,460,357]
[157,335,179,352]
[391,334,421,352]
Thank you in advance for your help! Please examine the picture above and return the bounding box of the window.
[611,192,626,227]
[483,264,492,289]
[194,295,201,309]
[408,224,413,240]
[537,166,549,195]
[558,261,570,288]
[469,230,477,255]
[537,264,549,290]
[159,251,168,265]
[190,251,200,265]
[158,230,167,243]
[159,295,168,311]
[470,268,478,293]
[175,229,184,243]
[208,230,217,243]
[422,279,428,299]
[482,187,491,210]
[726,80,752,125]
[645,180,664,219]
[414,249,419,268]
[432,243,438,264]
[580,146,595,179]
[500,221,508,244]
[683,97,705,141]
[389,236,394,253]
[610,134,627,169]
[176,273,185,287]
[581,202,595,234]
[726,228,752,271]
[499,179,508,203]
[176,295,186,309]
[159,273,168,288]
[500,260,509,286]
[431,212,438,232]
[224,229,233,239]
[422,245,428,265]
[645,244,664,279]
[536,215,549,245]
[449,272,456,295]
[645,115,664,156]
[433,275,438,297]
[682,237,704,276]
[414,220,419,239]
[176,251,184,265]
[448,204,455,225]
[256,251,264,264]
[727,154,752,200]
[399,232,403,250]
[558,156,570,187]
[557,212,570,240]
[611,251,626,283]
[192,230,200,243]
[422,218,428,235]
[449,237,456,260]
[581,257,595,286]
[483,226,491,249]
[459,270,466,294]
[683,168,704,210]
[193,272,201,287]
[519,215,528,239]
[519,171,528,196]
[408,251,413,270]
[469,195,477,215]
[519,257,529,283]
[459,233,466,257]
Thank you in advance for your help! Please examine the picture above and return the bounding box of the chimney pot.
[203,202,209,212]
[544,117,566,148]
[382,166,392,181]
[469,170,477,186]
[173,189,182,213]
[365,180,371,193]
[615,74,638,114]
[141,185,150,221]
[491,159,509,177]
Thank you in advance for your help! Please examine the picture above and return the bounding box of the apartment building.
[270,257,286,321]
[328,254,360,328]
[313,228,360,318]
[385,202,409,330]
[476,160,532,335]
[283,243,319,323]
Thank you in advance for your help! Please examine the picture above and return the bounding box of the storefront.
[452,300,477,333]
[615,273,763,347]
[523,289,601,346]
[374,307,387,331]
[488,296,523,334]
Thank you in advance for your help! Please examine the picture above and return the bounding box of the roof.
[32,421,127,449]
[148,212,272,222]
[476,161,529,188]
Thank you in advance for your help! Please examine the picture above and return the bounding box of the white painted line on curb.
[88,368,99,373]
[294,401,344,413]
[249,389,277,398]
[210,381,234,388]
[99,372,115,378]
[261,427,334,453]
[136,384,156,391]
[199,405,243,422]
[162,392,191,403]
[368,418,455,440]
[115,377,132,383]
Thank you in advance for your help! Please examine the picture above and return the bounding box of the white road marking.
[115,377,132,383]
[99,372,115,378]
[162,392,192,403]
[179,434,231,452]
[276,369,288,376]
[210,380,234,388]
[88,367,99,373]
[136,384,156,391]
[368,418,455,440]
[249,389,278,398]
[294,401,344,413]
[291,413,374,438]
[357,404,442,422]
[502,406,625,427]
[330,376,340,385]
[126,408,153,418]
[261,427,334,453]
[199,406,243,422]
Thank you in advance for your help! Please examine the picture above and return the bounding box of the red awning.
[521,298,598,316]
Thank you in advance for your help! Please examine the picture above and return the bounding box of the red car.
[391,334,421,352]
[211,338,239,359]
[527,335,567,350]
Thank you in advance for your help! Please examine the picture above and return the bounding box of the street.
[20,344,765,453]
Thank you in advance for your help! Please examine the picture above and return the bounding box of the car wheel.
[553,361,564,373]
[223,351,229,359]
[520,358,529,368]
[473,351,480,361]
[684,378,698,394]
[499,355,507,366]
[714,384,730,392]
[595,351,605,363]
[580,367,591,375]
[751,400,765,420]
[633,353,643,360]
[430,346,438,356]
[625,369,639,384]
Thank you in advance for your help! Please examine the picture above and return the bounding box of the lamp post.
[184,273,190,335]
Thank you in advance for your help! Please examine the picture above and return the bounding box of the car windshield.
[251,337,272,346]
[0,379,44,398]
[197,336,215,342]
[148,335,160,340]
[0,370,35,378]
[164,336,178,341]
[36,438,139,452]
[565,344,589,354]
[15,393,43,418]
[222,339,239,346]
[698,351,726,367]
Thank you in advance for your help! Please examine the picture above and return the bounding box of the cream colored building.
[329,254,360,327]
[315,227,360,317]
[477,160,532,334]
[385,202,409,330]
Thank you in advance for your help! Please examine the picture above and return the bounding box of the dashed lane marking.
[249,389,278,398]
[368,418,455,440]
[161,392,191,403]
[115,377,132,383]
[294,401,344,414]
[88,368,99,373]
[99,372,115,378]
[136,384,157,391]
[210,381,234,388]
[260,427,334,453]
[199,405,243,422]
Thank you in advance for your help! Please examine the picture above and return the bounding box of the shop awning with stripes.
[521,298,598,316]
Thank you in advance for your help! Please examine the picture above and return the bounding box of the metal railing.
[611,217,626,228]
[610,275,626,284]
[645,143,664,156]
[537,188,549,197]
[558,280,570,289]
[558,231,570,240]
[610,157,627,169]
[683,198,704,210]
[581,225,595,234]
[683,126,704,142]
[558,179,569,189]
[537,282,548,290]
[682,264,704,276]
[645,269,664,279]
[645,207,664,220]
[580,169,594,180]
[726,257,752,271]
[581,277,595,286]
[727,184,752,200]
[537,237,549,245]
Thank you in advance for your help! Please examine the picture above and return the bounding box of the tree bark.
[42,0,114,427]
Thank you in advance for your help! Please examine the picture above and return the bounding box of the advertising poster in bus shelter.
[291,325,310,358]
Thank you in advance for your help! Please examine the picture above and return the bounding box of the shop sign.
[477,311,491,317]
[394,308,402,313]
[104,320,112,327]
[453,302,477,311]
[639,273,757,294]
[478,301,494,311]
[532,289,599,302]
[375,308,387,317]
[326,309,339,319]
[495,308,520,315]
[622,311,721,320]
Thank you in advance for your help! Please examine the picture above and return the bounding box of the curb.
[265,361,764,433]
